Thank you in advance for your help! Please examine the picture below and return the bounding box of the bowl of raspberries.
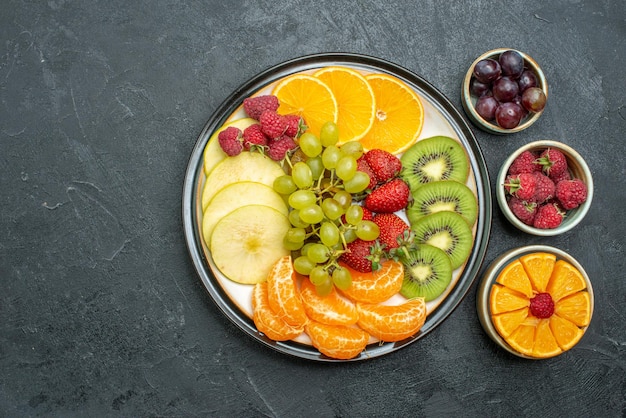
[497,140,593,236]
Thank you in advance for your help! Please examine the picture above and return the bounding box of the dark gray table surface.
[2,1,624,416]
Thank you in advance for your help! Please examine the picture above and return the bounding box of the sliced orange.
[356,297,426,342]
[533,319,562,358]
[358,73,424,154]
[338,260,404,304]
[495,259,534,298]
[252,282,305,341]
[519,252,556,293]
[546,260,587,302]
[266,256,308,327]
[549,314,585,351]
[555,291,591,327]
[299,278,358,326]
[305,320,370,360]
[313,66,376,144]
[506,324,536,356]
[492,307,529,338]
[489,284,530,315]
[271,73,338,136]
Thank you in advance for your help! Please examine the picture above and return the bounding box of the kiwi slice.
[400,244,453,301]
[400,136,470,191]
[411,211,473,270]
[407,180,478,226]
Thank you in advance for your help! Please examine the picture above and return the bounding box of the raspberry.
[529,292,554,318]
[283,114,306,138]
[550,169,571,184]
[508,150,541,175]
[243,95,280,120]
[533,202,564,229]
[555,178,588,210]
[504,173,537,201]
[537,148,568,179]
[533,172,555,204]
[242,123,268,150]
[267,135,297,161]
[507,196,537,226]
[259,111,288,139]
[217,126,243,156]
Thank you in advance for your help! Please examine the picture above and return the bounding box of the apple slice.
[210,204,290,284]
[201,151,284,211]
[202,181,288,249]
[203,118,257,176]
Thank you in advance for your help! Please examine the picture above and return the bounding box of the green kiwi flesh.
[400,136,470,192]
[407,180,478,226]
[400,244,453,301]
[410,211,473,270]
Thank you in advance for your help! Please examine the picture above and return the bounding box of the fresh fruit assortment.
[503,147,588,229]
[489,252,592,358]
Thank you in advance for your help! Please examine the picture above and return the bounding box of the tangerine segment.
[252,282,305,341]
[305,320,369,360]
[546,260,587,302]
[533,319,562,358]
[506,324,536,356]
[492,307,529,338]
[489,284,530,315]
[300,278,359,326]
[338,260,404,304]
[495,259,534,298]
[356,297,426,342]
[359,73,424,154]
[266,256,308,327]
[549,314,585,351]
[271,74,338,136]
[519,252,556,293]
[554,291,591,327]
[313,66,376,144]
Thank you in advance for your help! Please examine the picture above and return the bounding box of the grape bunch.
[273,121,380,296]
[471,50,547,129]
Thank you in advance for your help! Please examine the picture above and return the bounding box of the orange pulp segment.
[554,291,591,327]
[492,307,529,338]
[252,282,305,341]
[489,284,530,315]
[358,73,424,154]
[546,259,587,302]
[338,260,404,304]
[533,319,562,358]
[299,278,359,326]
[305,320,370,360]
[495,259,533,298]
[549,314,585,351]
[313,66,376,144]
[356,297,426,342]
[519,252,556,293]
[506,324,536,356]
[266,256,308,326]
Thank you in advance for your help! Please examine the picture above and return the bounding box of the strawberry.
[339,239,383,273]
[364,178,411,213]
[504,173,537,201]
[508,150,541,175]
[267,135,297,161]
[243,95,280,120]
[284,114,306,138]
[242,123,268,150]
[537,148,568,179]
[372,213,410,250]
[361,207,374,221]
[356,156,378,190]
[507,197,537,226]
[529,293,554,318]
[533,172,555,204]
[217,126,243,156]
[555,178,588,210]
[259,110,288,139]
[364,149,402,183]
[533,202,564,229]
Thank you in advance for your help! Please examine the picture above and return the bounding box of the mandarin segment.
[495,259,534,298]
[305,320,370,360]
[492,307,529,338]
[506,324,536,356]
[546,260,587,302]
[338,260,404,304]
[533,319,562,358]
[554,291,591,327]
[356,297,426,342]
[266,256,308,326]
[549,314,585,351]
[519,252,556,293]
[489,283,530,315]
[300,278,359,326]
[252,282,305,341]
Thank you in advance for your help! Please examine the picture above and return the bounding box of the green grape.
[320,222,340,247]
[321,197,344,220]
[286,227,306,243]
[336,155,357,181]
[299,204,324,224]
[288,190,316,210]
[332,266,352,291]
[343,228,357,244]
[288,209,309,228]
[319,121,340,147]
[294,255,316,275]
[273,175,297,195]
[356,220,380,241]
[306,156,325,180]
[333,190,353,209]
[309,266,330,286]
[340,141,364,159]
[345,205,364,225]
[343,171,370,193]
[283,236,303,251]
[299,132,323,157]
[321,145,342,169]
[292,161,313,189]
[307,243,330,263]
[300,242,315,257]
[315,278,334,296]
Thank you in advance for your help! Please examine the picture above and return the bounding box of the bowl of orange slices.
[476,245,593,359]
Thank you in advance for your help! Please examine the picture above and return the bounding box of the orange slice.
[305,320,370,360]
[266,256,308,327]
[506,324,536,356]
[299,278,359,326]
[338,260,404,304]
[495,259,533,298]
[533,319,562,358]
[519,252,556,293]
[492,307,529,338]
[313,66,376,144]
[356,297,426,342]
[252,282,304,341]
[489,284,530,315]
[358,73,424,154]
[549,314,585,351]
[554,291,591,327]
[271,74,338,136]
[546,259,587,302]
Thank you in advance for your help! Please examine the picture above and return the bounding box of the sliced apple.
[210,205,290,284]
[203,118,257,176]
[201,151,285,211]
[202,181,288,249]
